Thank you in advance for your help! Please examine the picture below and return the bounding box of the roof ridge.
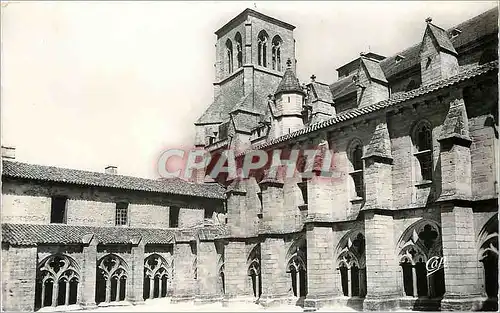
[2,160,226,199]
[2,160,173,182]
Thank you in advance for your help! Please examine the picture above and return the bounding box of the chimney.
[105,165,117,175]
[1,146,15,160]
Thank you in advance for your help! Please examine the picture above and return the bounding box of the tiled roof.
[1,223,176,245]
[380,43,420,79]
[275,66,305,96]
[2,222,231,245]
[196,89,246,124]
[428,23,457,55]
[310,82,334,104]
[380,7,498,79]
[361,58,388,84]
[329,73,357,100]
[2,160,225,200]
[244,61,497,154]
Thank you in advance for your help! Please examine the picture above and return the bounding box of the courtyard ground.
[66,297,358,312]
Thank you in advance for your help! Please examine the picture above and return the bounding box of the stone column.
[347,268,352,297]
[195,240,221,304]
[149,278,154,299]
[259,237,289,307]
[128,236,145,304]
[7,245,38,311]
[412,266,418,298]
[172,240,197,302]
[80,234,97,308]
[222,241,252,305]
[65,281,70,305]
[105,280,111,303]
[304,225,338,310]
[51,281,58,306]
[363,212,399,311]
[440,204,483,310]
[437,90,484,310]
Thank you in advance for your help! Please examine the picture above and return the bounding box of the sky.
[1,1,497,179]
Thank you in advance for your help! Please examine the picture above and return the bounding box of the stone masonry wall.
[172,242,197,301]
[3,246,37,311]
[223,241,250,299]
[1,179,221,227]
[197,241,220,299]
[364,213,399,303]
[305,226,336,299]
[260,237,288,301]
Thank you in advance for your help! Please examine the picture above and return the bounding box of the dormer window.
[450,28,461,39]
[395,55,405,64]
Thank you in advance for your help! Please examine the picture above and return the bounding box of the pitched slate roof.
[2,160,225,199]
[242,61,497,154]
[427,23,457,55]
[196,88,246,124]
[1,223,176,245]
[275,66,305,96]
[329,73,357,100]
[310,81,334,104]
[380,7,498,79]
[361,57,388,84]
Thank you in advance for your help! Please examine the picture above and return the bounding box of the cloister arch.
[286,236,307,297]
[477,214,498,299]
[247,244,262,298]
[95,254,129,304]
[335,230,366,297]
[143,254,172,300]
[35,254,80,309]
[395,219,445,298]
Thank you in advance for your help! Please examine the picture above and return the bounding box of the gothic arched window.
[96,254,128,304]
[235,32,243,68]
[396,220,445,298]
[478,214,499,300]
[143,254,172,300]
[257,31,268,67]
[413,121,433,182]
[336,232,366,298]
[272,36,282,71]
[286,237,307,298]
[348,140,364,199]
[226,39,233,74]
[35,254,80,309]
[247,244,262,298]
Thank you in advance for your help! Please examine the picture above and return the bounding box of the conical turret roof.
[275,59,305,96]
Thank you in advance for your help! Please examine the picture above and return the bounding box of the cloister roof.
[2,222,230,246]
[2,160,225,200]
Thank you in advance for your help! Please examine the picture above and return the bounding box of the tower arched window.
[348,140,364,199]
[257,31,268,68]
[226,39,233,74]
[272,36,282,71]
[235,32,243,68]
[413,121,433,182]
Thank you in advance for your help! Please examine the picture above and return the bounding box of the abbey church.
[2,7,498,312]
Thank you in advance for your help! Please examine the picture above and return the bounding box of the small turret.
[270,59,305,138]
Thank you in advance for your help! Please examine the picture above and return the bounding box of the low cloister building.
[1,7,499,312]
